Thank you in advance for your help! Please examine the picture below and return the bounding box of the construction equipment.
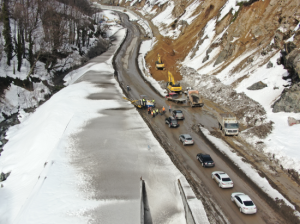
[166,71,182,93]
[217,113,239,136]
[155,54,165,70]
[123,96,155,109]
[187,90,204,107]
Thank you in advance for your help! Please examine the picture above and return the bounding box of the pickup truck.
[217,113,239,136]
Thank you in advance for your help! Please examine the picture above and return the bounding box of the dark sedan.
[165,117,179,128]
[196,153,215,167]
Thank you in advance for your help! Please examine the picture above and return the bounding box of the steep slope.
[108,0,300,174]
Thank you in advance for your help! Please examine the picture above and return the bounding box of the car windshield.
[225,123,239,129]
[244,201,254,206]
[222,178,231,182]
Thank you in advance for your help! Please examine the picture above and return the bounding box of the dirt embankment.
[121,0,300,85]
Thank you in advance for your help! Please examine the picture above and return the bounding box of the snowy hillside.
[110,0,300,173]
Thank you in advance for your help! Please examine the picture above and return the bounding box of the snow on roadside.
[138,40,166,96]
[200,126,299,213]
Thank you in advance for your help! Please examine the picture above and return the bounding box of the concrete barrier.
[178,177,210,224]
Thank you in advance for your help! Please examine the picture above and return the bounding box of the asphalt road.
[114,12,286,224]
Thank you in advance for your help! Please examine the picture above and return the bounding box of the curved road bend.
[114,12,286,224]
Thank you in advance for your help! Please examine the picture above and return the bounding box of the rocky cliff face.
[112,0,300,114]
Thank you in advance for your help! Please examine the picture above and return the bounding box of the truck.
[217,113,239,136]
[166,71,182,93]
[187,90,204,107]
[165,92,186,103]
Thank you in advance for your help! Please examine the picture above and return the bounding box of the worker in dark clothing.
[153,110,156,118]
[148,107,151,114]
[127,85,131,91]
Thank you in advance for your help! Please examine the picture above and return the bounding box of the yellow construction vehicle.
[122,96,155,109]
[155,54,165,70]
[166,71,182,93]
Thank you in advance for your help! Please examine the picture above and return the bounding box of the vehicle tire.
[240,208,243,213]
[183,142,186,146]
[219,183,222,188]
[219,123,222,130]
[169,124,171,128]
[202,162,204,167]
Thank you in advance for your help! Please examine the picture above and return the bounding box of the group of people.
[147,106,167,118]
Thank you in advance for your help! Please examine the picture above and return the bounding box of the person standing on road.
[156,109,159,115]
[151,110,153,117]
[127,85,130,92]
[169,105,172,113]
[148,107,151,114]
[142,98,146,108]
[162,106,165,114]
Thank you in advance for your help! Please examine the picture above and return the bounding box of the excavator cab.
[155,54,165,70]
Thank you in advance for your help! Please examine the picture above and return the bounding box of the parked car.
[231,192,257,214]
[179,134,194,145]
[196,153,215,167]
[165,117,179,128]
[211,171,234,188]
[172,110,184,120]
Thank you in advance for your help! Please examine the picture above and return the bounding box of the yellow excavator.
[167,71,182,93]
[155,54,165,70]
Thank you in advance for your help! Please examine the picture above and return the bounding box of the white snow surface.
[151,1,176,37]
[0,18,188,224]
[218,0,251,21]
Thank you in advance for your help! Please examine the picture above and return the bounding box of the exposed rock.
[247,81,268,90]
[272,83,300,112]
[284,42,296,54]
[202,55,209,63]
[267,61,273,68]
[288,117,300,126]
[277,58,281,65]
[281,49,300,80]
[0,172,10,182]
[247,57,254,63]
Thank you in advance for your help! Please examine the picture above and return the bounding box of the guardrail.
[178,177,210,224]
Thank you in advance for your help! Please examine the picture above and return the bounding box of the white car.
[211,171,234,188]
[179,134,194,145]
[231,192,257,214]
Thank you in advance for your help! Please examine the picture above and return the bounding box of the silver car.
[231,192,257,214]
[211,171,234,188]
[179,134,194,145]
